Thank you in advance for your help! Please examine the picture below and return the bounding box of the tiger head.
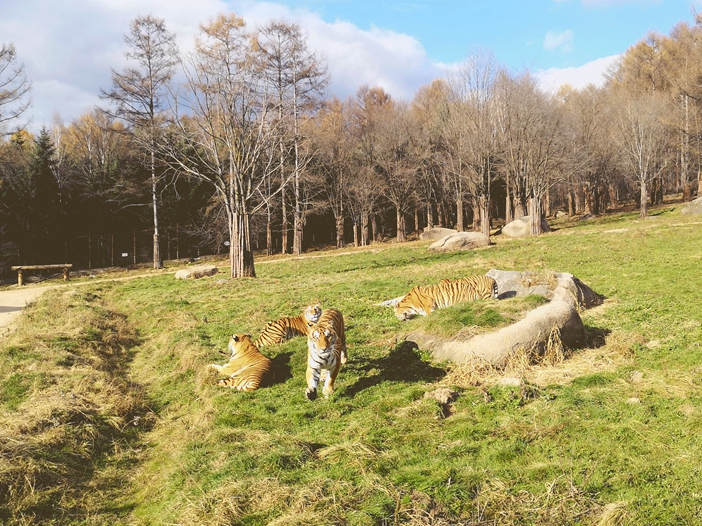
[308,326,337,354]
[304,303,322,325]
[228,333,257,358]
[394,288,432,321]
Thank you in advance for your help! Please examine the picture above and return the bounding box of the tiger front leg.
[305,365,320,401]
[340,345,348,365]
[322,363,341,398]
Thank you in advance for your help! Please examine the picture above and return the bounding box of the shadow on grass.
[583,324,611,349]
[267,351,294,387]
[341,341,446,398]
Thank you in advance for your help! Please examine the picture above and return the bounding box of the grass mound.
[0,289,151,525]
[410,294,550,338]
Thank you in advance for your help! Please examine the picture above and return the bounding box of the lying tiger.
[394,275,498,321]
[208,333,272,391]
[305,308,347,401]
[255,303,322,347]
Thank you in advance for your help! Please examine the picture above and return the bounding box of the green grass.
[3,202,702,524]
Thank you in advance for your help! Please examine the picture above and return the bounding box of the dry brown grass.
[468,475,611,525]
[443,314,634,390]
[0,289,150,524]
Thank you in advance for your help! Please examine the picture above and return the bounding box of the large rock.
[502,216,551,238]
[419,227,457,241]
[407,299,584,367]
[486,269,603,309]
[428,232,490,252]
[681,197,702,215]
[174,264,219,280]
[404,269,602,367]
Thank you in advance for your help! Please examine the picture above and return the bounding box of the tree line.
[1,12,701,279]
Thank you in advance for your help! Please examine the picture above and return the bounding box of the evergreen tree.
[27,127,61,262]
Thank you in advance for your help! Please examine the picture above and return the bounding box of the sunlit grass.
[2,202,702,524]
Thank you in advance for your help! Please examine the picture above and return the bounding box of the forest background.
[1,10,702,278]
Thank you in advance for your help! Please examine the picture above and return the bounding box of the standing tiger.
[208,333,272,391]
[394,275,498,320]
[305,308,347,400]
[255,303,322,347]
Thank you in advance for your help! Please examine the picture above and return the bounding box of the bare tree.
[101,15,178,269]
[411,79,450,233]
[255,20,328,255]
[0,43,31,134]
[162,13,275,278]
[611,91,670,217]
[496,71,564,235]
[309,97,354,248]
[374,101,419,242]
[352,86,392,241]
[447,49,501,238]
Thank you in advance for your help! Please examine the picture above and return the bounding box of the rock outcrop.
[681,197,702,215]
[502,216,551,238]
[428,232,490,252]
[404,269,602,367]
[419,227,457,241]
[174,265,219,280]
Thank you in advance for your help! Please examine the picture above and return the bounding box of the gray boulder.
[486,269,602,309]
[681,197,702,215]
[428,232,490,252]
[502,216,551,238]
[419,227,457,241]
[175,264,219,280]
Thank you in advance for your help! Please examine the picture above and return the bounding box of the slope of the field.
[2,203,702,525]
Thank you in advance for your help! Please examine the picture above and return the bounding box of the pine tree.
[28,127,61,261]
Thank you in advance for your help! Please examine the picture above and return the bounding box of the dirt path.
[0,273,165,334]
[0,285,55,333]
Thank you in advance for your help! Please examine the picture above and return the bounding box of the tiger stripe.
[208,334,272,391]
[254,304,322,347]
[305,308,347,400]
[394,275,498,320]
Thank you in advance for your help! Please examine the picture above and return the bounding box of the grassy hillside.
[2,203,702,525]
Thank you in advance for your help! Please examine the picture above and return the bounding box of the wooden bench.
[11,264,73,286]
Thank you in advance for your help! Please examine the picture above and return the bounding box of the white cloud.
[543,30,574,52]
[536,54,621,92]
[226,2,445,101]
[0,0,445,132]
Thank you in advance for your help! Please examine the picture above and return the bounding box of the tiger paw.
[305,387,317,401]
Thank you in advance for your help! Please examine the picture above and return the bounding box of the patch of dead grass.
[443,323,635,389]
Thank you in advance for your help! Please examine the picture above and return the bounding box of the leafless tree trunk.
[612,91,669,219]
[101,15,178,269]
[161,14,276,278]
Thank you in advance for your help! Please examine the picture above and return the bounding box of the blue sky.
[275,0,697,68]
[0,0,699,132]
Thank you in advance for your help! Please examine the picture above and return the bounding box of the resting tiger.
[305,308,347,400]
[394,275,498,321]
[255,303,322,347]
[439,275,498,297]
[208,333,272,391]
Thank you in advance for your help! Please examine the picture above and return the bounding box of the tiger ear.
[232,334,239,341]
